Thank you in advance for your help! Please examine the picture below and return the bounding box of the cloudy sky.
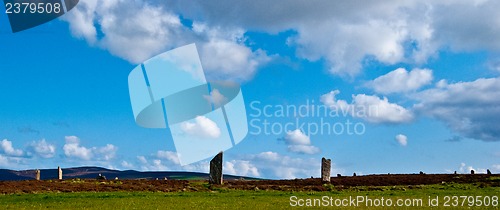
[1,0,500,179]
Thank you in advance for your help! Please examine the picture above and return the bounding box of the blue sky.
[1,1,500,179]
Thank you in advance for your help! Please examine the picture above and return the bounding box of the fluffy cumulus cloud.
[121,161,134,169]
[395,134,408,146]
[172,0,500,77]
[413,77,500,141]
[249,151,343,179]
[283,129,320,154]
[63,0,270,81]
[458,162,487,174]
[27,139,56,158]
[180,116,221,139]
[224,160,260,177]
[321,90,414,124]
[0,139,23,157]
[370,68,433,94]
[63,136,117,161]
[63,1,500,78]
[156,150,180,165]
[203,89,228,106]
[129,150,336,179]
[0,140,27,168]
[493,164,500,173]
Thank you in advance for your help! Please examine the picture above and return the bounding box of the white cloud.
[370,68,433,94]
[283,129,320,154]
[64,1,500,79]
[132,150,334,179]
[432,1,500,52]
[28,139,56,158]
[395,134,408,146]
[284,129,311,145]
[63,136,117,161]
[121,161,134,169]
[0,155,8,167]
[156,150,180,165]
[175,1,500,77]
[180,116,221,139]
[321,90,414,124]
[224,160,260,177]
[250,151,343,179]
[255,151,280,161]
[137,156,148,165]
[94,144,117,161]
[458,162,487,174]
[287,145,320,155]
[194,23,272,81]
[203,89,228,107]
[413,77,500,141]
[64,0,186,63]
[493,165,500,173]
[64,0,270,82]
[63,136,93,160]
[0,139,24,157]
[0,154,26,168]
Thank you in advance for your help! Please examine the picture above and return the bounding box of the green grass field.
[0,183,498,209]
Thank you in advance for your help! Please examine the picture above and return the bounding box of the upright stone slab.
[58,166,63,180]
[321,157,331,182]
[209,152,223,185]
[35,169,40,180]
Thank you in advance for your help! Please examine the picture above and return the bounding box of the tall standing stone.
[58,166,63,180]
[35,169,40,180]
[321,157,331,182]
[209,152,223,185]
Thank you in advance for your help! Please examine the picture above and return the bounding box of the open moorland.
[0,174,499,209]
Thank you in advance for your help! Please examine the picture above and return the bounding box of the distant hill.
[0,167,260,181]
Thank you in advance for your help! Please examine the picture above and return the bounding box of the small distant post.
[471,170,475,175]
[209,152,223,185]
[35,169,40,180]
[58,166,63,180]
[321,157,331,182]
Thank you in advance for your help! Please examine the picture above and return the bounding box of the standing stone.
[35,169,40,180]
[321,157,331,182]
[487,169,492,175]
[209,152,223,185]
[58,166,63,180]
[471,170,475,175]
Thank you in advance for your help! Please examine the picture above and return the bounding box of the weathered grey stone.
[209,152,223,185]
[35,169,40,180]
[321,157,331,182]
[58,166,62,180]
